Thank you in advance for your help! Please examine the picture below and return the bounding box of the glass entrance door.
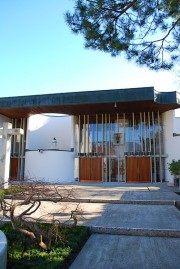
[75,111,164,183]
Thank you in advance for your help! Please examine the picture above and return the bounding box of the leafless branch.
[0,183,83,250]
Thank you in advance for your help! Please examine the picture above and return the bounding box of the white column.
[0,123,12,189]
[0,122,24,189]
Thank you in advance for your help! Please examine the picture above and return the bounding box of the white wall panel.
[163,110,180,184]
[25,150,74,183]
[26,114,73,151]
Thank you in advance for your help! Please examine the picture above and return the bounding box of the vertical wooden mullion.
[158,111,162,182]
[12,119,16,155]
[87,115,89,155]
[102,114,104,155]
[19,118,25,179]
[117,113,119,182]
[17,119,22,179]
[96,114,98,154]
[140,112,143,152]
[105,114,107,182]
[109,114,111,182]
[78,115,81,154]
[102,114,104,181]
[144,112,147,153]
[152,112,156,182]
[148,112,151,153]
[123,113,126,182]
[83,115,86,154]
[132,112,135,153]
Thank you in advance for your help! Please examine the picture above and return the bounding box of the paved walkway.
[70,234,180,269]
[66,183,180,269]
[4,182,180,268]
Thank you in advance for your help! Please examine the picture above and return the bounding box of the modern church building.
[0,87,180,187]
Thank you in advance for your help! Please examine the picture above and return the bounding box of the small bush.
[168,159,180,176]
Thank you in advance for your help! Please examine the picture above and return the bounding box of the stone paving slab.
[119,191,180,202]
[54,183,179,201]
[9,182,180,202]
[5,192,180,205]
[69,234,180,269]
[9,202,180,230]
[66,190,180,203]
[17,201,180,235]
[9,182,180,205]
[77,204,180,232]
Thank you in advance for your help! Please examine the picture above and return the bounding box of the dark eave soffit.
[0,87,179,119]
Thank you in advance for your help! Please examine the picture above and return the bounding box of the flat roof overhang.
[0,87,179,119]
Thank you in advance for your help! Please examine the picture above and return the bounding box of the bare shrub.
[0,183,82,250]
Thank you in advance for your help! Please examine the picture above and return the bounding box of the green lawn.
[1,222,90,269]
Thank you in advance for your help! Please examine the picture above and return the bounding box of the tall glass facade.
[75,112,165,183]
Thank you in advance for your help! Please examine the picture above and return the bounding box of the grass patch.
[0,189,5,200]
[4,185,30,195]
[0,185,30,198]
[1,222,90,269]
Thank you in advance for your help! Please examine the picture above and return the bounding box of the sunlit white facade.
[0,87,179,185]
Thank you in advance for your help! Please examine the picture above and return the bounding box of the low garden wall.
[0,230,7,269]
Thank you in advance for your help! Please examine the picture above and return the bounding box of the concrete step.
[89,226,180,238]
[76,204,180,238]
[63,198,177,205]
[4,195,178,206]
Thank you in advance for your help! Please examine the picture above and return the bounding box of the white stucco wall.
[25,114,75,183]
[0,114,11,154]
[25,151,74,183]
[163,110,180,184]
[26,114,74,150]
[174,116,180,134]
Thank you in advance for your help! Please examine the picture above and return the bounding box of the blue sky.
[0,0,179,99]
